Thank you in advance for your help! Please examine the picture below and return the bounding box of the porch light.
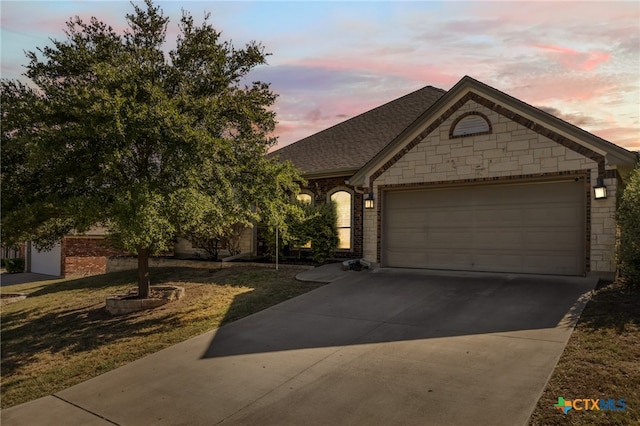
[364,192,375,209]
[593,177,607,200]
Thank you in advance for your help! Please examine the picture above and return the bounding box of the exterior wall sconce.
[593,177,607,200]
[364,192,375,209]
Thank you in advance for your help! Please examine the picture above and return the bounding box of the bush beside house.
[618,166,640,286]
[293,201,339,264]
[3,258,25,273]
[260,201,339,264]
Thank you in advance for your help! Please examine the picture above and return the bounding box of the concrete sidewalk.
[295,262,357,282]
[2,269,596,426]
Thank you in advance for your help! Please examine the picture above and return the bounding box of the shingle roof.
[271,85,446,176]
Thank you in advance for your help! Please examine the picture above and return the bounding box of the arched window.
[295,193,314,248]
[297,193,312,204]
[450,112,491,138]
[330,190,352,250]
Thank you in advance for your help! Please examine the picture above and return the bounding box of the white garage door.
[30,241,62,276]
[383,180,585,275]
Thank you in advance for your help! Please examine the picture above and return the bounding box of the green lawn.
[0,265,325,408]
[529,280,640,425]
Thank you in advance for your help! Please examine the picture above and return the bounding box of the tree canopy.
[1,0,302,297]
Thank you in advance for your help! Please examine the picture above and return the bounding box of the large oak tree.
[1,0,301,297]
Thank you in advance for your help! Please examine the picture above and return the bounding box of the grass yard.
[0,265,325,408]
[529,280,640,425]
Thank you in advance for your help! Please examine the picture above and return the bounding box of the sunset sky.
[2,1,638,151]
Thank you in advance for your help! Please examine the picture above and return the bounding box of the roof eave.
[302,168,359,181]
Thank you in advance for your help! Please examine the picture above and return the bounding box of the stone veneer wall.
[363,99,619,274]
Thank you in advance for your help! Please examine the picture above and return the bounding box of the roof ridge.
[272,85,447,155]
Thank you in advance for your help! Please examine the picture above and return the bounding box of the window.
[296,193,313,248]
[297,193,312,204]
[450,112,491,138]
[330,190,352,249]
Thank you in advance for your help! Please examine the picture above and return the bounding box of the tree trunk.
[137,246,151,299]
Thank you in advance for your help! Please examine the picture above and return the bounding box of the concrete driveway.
[0,272,60,287]
[2,268,596,426]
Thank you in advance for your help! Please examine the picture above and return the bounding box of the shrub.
[618,166,640,286]
[260,200,339,265]
[190,222,248,260]
[3,258,25,273]
[306,202,339,264]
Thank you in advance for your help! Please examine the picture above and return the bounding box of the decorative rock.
[1,293,28,305]
[341,259,371,271]
[106,285,185,315]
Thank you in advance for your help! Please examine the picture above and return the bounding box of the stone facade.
[362,99,620,275]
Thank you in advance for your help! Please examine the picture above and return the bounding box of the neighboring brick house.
[270,76,638,277]
[28,228,130,277]
[28,230,256,277]
[60,236,129,276]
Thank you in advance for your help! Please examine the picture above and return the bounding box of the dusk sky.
[2,1,638,151]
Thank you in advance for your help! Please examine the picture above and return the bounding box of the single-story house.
[270,76,638,278]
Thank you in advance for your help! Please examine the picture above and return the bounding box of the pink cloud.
[295,57,458,88]
[271,120,330,151]
[272,97,381,148]
[495,68,619,104]
[271,80,439,150]
[464,1,637,29]
[533,45,610,71]
[591,127,640,151]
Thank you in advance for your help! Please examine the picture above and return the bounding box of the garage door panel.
[428,251,474,269]
[428,210,473,223]
[30,242,62,276]
[386,251,427,268]
[474,230,523,248]
[383,180,585,275]
[475,208,522,225]
[524,207,577,225]
[427,230,474,246]
[386,231,426,246]
[524,254,582,275]
[474,253,524,270]
[388,211,426,224]
[526,230,581,250]
[547,206,581,222]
